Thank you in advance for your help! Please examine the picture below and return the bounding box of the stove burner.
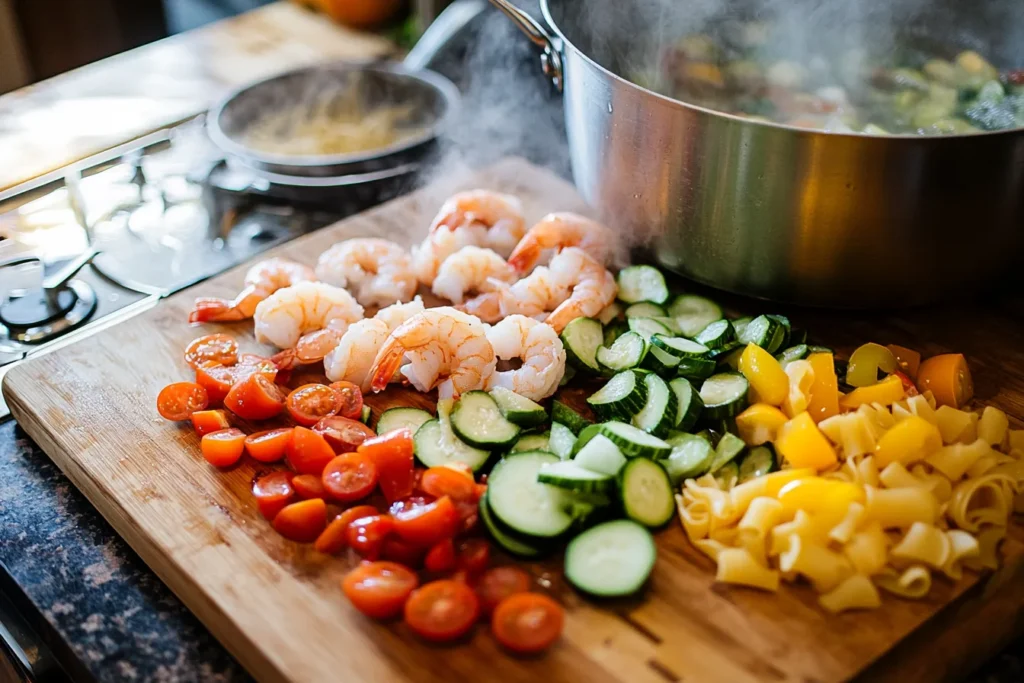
[0,280,97,343]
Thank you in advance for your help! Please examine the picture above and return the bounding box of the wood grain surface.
[4,158,1024,683]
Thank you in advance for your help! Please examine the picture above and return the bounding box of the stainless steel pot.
[491,0,1024,307]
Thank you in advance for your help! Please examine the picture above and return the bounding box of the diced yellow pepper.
[735,403,788,446]
[806,353,839,423]
[738,344,789,406]
[978,406,1009,447]
[838,374,905,410]
[775,412,838,471]
[874,415,943,468]
[777,477,866,519]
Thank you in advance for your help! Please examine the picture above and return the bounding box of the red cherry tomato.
[381,537,427,567]
[456,539,490,575]
[195,362,236,405]
[389,495,435,517]
[191,409,230,436]
[233,355,278,383]
[286,427,337,476]
[244,428,293,463]
[252,471,295,521]
[342,561,419,619]
[224,374,285,420]
[286,383,342,427]
[474,566,531,616]
[391,495,460,548]
[201,428,246,467]
[322,452,378,502]
[424,538,457,573]
[312,416,376,453]
[157,382,209,421]
[491,593,564,654]
[358,428,414,503]
[419,466,483,533]
[185,334,238,369]
[272,498,327,543]
[404,580,480,642]
[329,381,364,420]
[291,473,327,500]
[346,514,395,559]
[314,504,379,554]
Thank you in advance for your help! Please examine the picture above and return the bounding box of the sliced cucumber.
[676,356,717,381]
[619,458,675,527]
[511,433,551,453]
[694,319,735,350]
[587,370,647,420]
[668,377,703,431]
[667,295,723,337]
[775,344,809,368]
[597,301,624,325]
[572,423,603,456]
[642,344,682,375]
[617,265,669,305]
[573,434,627,475]
[766,314,791,352]
[737,444,777,484]
[627,317,673,339]
[624,302,667,319]
[564,520,657,597]
[603,320,629,348]
[597,331,647,374]
[807,345,834,355]
[451,391,521,449]
[699,373,750,419]
[359,404,372,425]
[597,421,672,459]
[538,460,615,494]
[413,419,491,472]
[376,406,432,436]
[714,461,740,488]
[549,422,576,460]
[731,316,753,339]
[708,432,746,473]
[479,495,544,558]
[551,400,593,435]
[561,317,604,373]
[664,432,715,485]
[736,314,783,351]
[487,451,576,538]
[632,373,677,438]
[651,335,711,359]
[709,340,742,359]
[489,387,547,428]
[650,316,684,335]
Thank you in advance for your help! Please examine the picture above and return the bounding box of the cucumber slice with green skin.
[572,423,603,456]
[359,404,372,425]
[667,295,723,337]
[736,315,783,351]
[709,340,742,359]
[549,422,576,460]
[597,301,624,325]
[694,319,735,349]
[663,432,715,484]
[699,373,750,419]
[564,520,657,597]
[668,378,703,432]
[624,302,667,319]
[651,335,711,359]
[766,314,791,352]
[619,458,675,528]
[489,387,547,428]
[603,321,629,348]
[775,344,810,368]
[731,317,753,339]
[788,328,808,346]
[561,317,604,373]
[511,433,551,453]
[597,331,648,374]
[650,316,684,335]
[631,374,678,438]
[479,494,544,558]
[538,460,615,494]
[617,265,669,305]
[377,407,432,436]
[627,317,673,340]
[487,451,576,538]
[413,419,491,472]
[551,400,593,435]
[807,345,834,355]
[587,370,647,420]
[597,421,672,459]
[573,434,627,475]
[708,432,746,473]
[738,444,778,483]
[713,460,740,488]
[451,391,521,449]
[676,356,717,381]
[642,344,682,375]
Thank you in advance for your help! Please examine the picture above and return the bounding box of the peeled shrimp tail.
[368,342,407,393]
[188,286,263,324]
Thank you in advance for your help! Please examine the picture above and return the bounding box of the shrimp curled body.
[507,212,620,274]
[324,297,426,390]
[188,258,315,323]
[254,281,364,355]
[315,238,417,308]
[431,246,516,305]
[486,315,566,401]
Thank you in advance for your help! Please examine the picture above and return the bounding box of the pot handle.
[404,0,490,72]
[487,0,563,90]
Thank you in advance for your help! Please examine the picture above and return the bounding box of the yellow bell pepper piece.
[846,343,897,388]
[874,415,943,468]
[735,403,788,446]
[839,374,904,410]
[806,353,839,423]
[738,343,789,406]
[775,412,838,471]
[777,477,866,517]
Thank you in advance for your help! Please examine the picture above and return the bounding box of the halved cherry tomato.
[917,353,974,408]
[314,504,379,554]
[424,538,457,573]
[195,362,235,404]
[244,428,293,463]
[286,384,342,427]
[322,452,378,501]
[313,416,376,453]
[201,428,246,467]
[157,382,209,421]
[346,514,395,559]
[234,354,278,382]
[491,592,564,654]
[474,567,531,616]
[287,427,337,476]
[273,498,327,543]
[420,467,482,533]
[456,539,490,575]
[225,374,286,420]
[892,369,919,397]
[392,495,459,548]
[389,495,435,517]
[342,561,419,619]
[358,428,414,503]
[253,471,295,521]
[185,334,238,369]
[329,381,364,420]
[404,580,480,642]
[381,537,427,567]
[191,409,230,436]
[292,473,327,500]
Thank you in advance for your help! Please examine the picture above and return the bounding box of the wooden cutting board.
[3,158,1023,683]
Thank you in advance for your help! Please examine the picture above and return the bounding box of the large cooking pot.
[490,0,1024,307]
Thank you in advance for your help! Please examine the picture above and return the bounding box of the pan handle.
[487,0,563,90]
[403,0,490,72]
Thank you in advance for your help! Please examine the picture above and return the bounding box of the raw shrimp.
[315,238,417,308]
[323,297,426,389]
[544,247,618,333]
[188,258,315,323]
[457,266,568,323]
[429,190,526,258]
[368,307,496,399]
[254,281,364,352]
[507,212,620,274]
[431,246,517,304]
[486,315,566,401]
